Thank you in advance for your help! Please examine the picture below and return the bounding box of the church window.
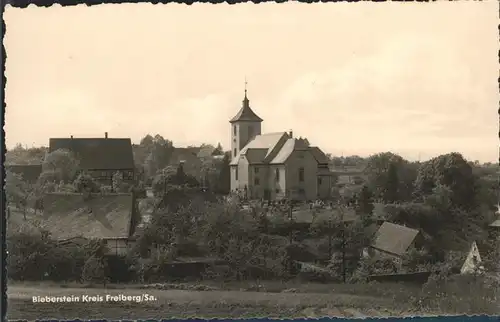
[255,167,259,174]
[233,125,237,136]
[275,169,280,181]
[254,177,260,185]
[235,168,238,180]
[299,167,305,182]
[234,148,237,158]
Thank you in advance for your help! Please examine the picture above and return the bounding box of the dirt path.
[7,285,408,320]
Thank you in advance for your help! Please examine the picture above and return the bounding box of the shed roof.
[371,222,420,257]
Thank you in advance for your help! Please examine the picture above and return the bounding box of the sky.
[4,2,499,162]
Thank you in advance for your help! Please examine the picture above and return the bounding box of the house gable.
[460,241,482,274]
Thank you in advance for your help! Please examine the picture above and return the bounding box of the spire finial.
[244,76,248,98]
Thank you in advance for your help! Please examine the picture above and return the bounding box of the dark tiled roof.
[41,192,135,240]
[170,148,200,163]
[309,147,330,164]
[229,95,263,123]
[6,164,42,183]
[49,138,134,170]
[371,222,419,257]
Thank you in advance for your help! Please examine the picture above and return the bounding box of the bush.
[74,173,101,193]
[419,273,500,315]
[7,232,53,281]
[106,255,137,283]
[7,232,91,282]
[81,255,108,285]
[45,243,87,281]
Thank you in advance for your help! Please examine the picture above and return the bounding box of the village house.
[49,132,135,185]
[41,192,138,256]
[229,89,333,201]
[5,164,43,183]
[365,221,423,269]
[447,241,483,275]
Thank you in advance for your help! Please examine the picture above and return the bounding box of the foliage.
[151,164,200,197]
[81,255,108,285]
[5,171,27,206]
[419,273,500,315]
[73,172,101,193]
[365,152,417,202]
[355,185,374,223]
[110,171,131,193]
[414,152,477,210]
[140,134,175,179]
[6,145,48,165]
[42,149,80,183]
[401,248,435,273]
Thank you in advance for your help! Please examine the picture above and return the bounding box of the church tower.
[229,82,263,160]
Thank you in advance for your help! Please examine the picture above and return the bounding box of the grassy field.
[7,283,427,320]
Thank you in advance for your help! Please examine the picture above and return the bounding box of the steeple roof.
[229,88,263,123]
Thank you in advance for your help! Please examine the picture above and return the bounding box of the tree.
[5,170,39,219]
[42,149,80,183]
[5,171,26,208]
[112,171,128,192]
[414,153,477,210]
[151,164,199,197]
[365,152,417,202]
[381,162,399,203]
[139,134,175,182]
[81,255,108,286]
[216,152,231,194]
[213,143,224,156]
[356,185,374,224]
[73,173,101,193]
[6,145,48,165]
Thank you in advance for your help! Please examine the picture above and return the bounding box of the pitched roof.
[229,94,263,123]
[447,241,482,272]
[490,219,500,228]
[371,222,420,257]
[230,132,288,165]
[309,147,330,164]
[170,147,201,163]
[245,149,269,164]
[6,164,42,183]
[49,137,134,170]
[40,192,135,240]
[269,139,296,164]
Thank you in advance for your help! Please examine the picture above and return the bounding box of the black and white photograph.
[3,1,500,320]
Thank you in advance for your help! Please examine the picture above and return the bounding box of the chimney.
[289,130,293,138]
[105,132,108,139]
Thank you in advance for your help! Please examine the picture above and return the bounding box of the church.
[229,88,334,201]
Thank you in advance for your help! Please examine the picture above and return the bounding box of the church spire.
[229,76,263,123]
[243,76,249,107]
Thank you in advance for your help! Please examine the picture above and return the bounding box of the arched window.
[233,125,237,136]
[234,148,237,157]
[275,168,280,181]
